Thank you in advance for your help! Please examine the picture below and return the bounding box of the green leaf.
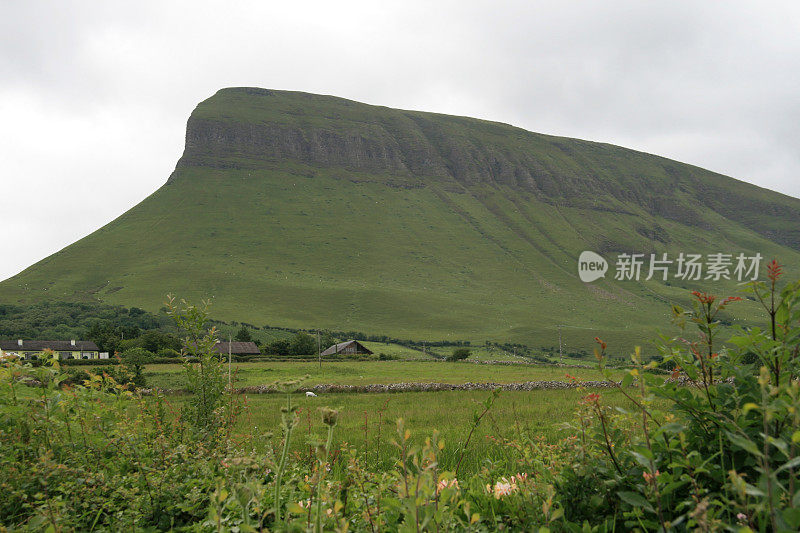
[742,402,759,414]
[660,422,685,434]
[776,456,800,474]
[617,491,654,513]
[621,373,634,388]
[768,437,788,457]
[725,431,763,457]
[286,502,306,514]
[744,484,765,497]
[641,373,661,386]
[630,445,653,463]
[781,507,800,530]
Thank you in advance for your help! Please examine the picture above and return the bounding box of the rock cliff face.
[172,88,800,249]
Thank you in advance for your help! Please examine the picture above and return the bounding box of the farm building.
[213,341,261,356]
[320,340,373,356]
[0,339,104,360]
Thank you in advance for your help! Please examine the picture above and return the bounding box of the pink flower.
[642,470,660,484]
[437,478,459,492]
[487,477,518,499]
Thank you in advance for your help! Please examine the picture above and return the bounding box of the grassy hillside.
[2,88,799,352]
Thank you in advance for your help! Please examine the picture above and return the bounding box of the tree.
[234,325,252,343]
[289,332,316,356]
[138,330,181,353]
[267,339,291,355]
[117,347,153,386]
[320,332,337,351]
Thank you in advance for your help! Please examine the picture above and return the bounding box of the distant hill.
[2,87,799,350]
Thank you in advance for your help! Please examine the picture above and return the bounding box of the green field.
[230,388,640,474]
[147,358,628,475]
[143,360,617,390]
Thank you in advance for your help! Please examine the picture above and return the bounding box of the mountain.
[3,88,799,350]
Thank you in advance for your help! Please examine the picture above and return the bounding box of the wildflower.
[487,477,519,499]
[580,393,601,406]
[767,259,782,282]
[736,512,747,524]
[593,337,607,350]
[691,291,716,305]
[437,478,459,492]
[642,470,660,484]
[320,407,339,427]
[718,295,743,310]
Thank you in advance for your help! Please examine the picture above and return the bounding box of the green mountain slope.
[3,88,799,350]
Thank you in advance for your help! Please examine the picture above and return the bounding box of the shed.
[320,340,373,356]
[213,341,261,356]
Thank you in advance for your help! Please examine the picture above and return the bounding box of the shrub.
[120,346,155,363]
[447,347,471,361]
[165,294,228,432]
[157,347,180,359]
[557,260,800,530]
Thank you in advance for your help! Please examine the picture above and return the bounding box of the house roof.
[320,340,373,356]
[213,341,261,355]
[0,340,99,352]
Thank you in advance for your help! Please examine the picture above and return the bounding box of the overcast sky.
[2,1,799,282]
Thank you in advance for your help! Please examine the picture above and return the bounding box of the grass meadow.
[228,388,642,475]
[146,358,633,476]
[143,360,620,390]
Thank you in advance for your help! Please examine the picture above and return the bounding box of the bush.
[447,347,471,361]
[116,347,153,387]
[557,260,800,530]
[166,295,229,431]
[157,347,180,359]
[120,347,155,362]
